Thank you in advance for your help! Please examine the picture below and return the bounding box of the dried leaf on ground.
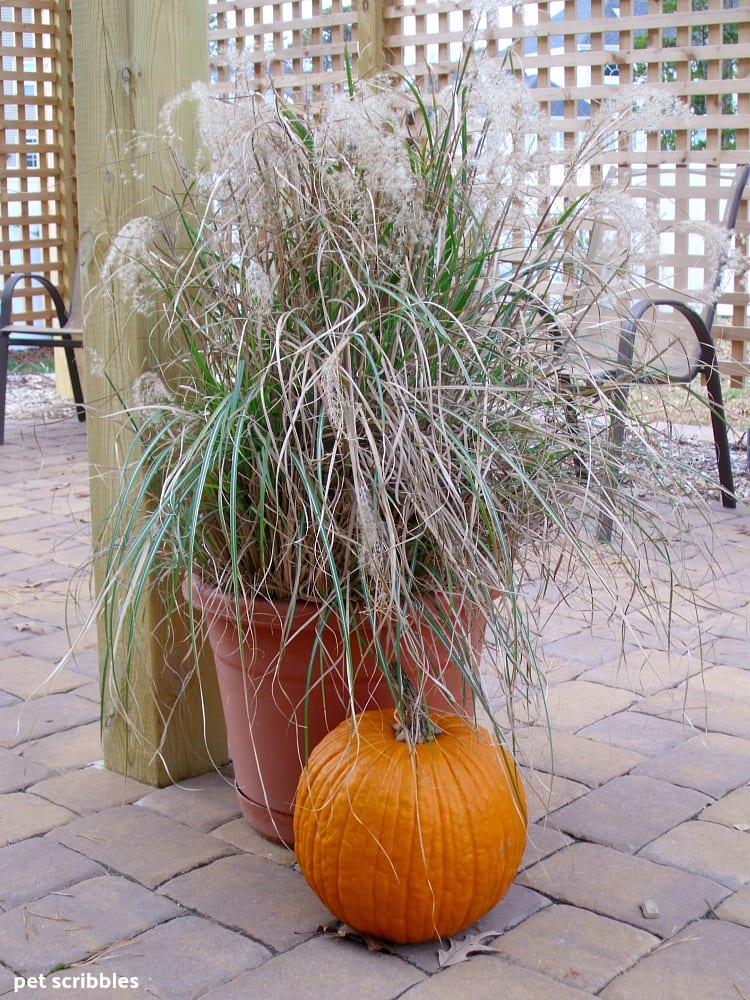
[437,930,503,968]
[317,921,397,954]
[13,621,47,634]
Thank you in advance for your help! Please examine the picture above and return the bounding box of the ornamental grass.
[95,41,727,748]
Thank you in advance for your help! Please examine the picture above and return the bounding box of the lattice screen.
[205,0,749,377]
[0,1,72,324]
[208,0,355,99]
[1,2,747,372]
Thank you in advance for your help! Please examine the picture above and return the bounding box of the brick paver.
[17,721,102,771]
[637,681,750,740]
[520,678,636,732]
[0,746,51,792]
[0,838,104,909]
[135,770,242,832]
[0,692,98,748]
[639,819,750,889]
[29,764,152,815]
[519,841,730,937]
[161,854,333,951]
[599,919,750,999]
[89,914,270,997]
[0,791,73,844]
[489,904,658,994]
[51,804,234,888]
[715,884,750,927]
[632,731,750,797]
[699,784,750,828]
[401,955,598,999]
[578,709,691,755]
[0,874,179,977]
[201,936,425,1000]
[514,727,646,787]
[522,768,589,824]
[519,821,573,871]
[210,816,298,864]
[0,655,88,701]
[670,663,750,740]
[0,417,748,999]
[580,647,706,696]
[546,773,711,851]
[476,883,551,937]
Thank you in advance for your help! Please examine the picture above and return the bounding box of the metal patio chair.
[565,163,749,537]
[0,258,85,444]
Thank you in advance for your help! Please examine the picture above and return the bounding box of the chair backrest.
[702,163,750,334]
[568,163,749,381]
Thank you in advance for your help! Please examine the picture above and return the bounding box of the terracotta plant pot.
[188,575,479,847]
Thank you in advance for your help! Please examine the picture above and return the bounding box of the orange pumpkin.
[293,708,527,944]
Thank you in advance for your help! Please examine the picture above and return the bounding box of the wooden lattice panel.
[389,0,750,378]
[3,1,747,372]
[625,162,747,285]
[0,1,67,324]
[382,1,471,89]
[208,0,356,99]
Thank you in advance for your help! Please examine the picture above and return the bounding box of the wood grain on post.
[72,0,227,785]
[357,0,385,79]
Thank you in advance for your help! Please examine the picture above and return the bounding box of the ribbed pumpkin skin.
[293,709,527,944]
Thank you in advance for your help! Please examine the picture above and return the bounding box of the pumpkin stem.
[390,668,445,745]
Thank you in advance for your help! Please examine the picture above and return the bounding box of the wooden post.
[72,0,227,785]
[53,0,78,400]
[357,0,386,78]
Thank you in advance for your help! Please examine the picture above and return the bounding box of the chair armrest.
[618,297,715,383]
[0,273,68,330]
[613,295,735,512]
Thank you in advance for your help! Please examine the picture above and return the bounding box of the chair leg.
[0,334,9,446]
[703,351,736,509]
[558,375,587,480]
[597,384,629,543]
[62,341,86,423]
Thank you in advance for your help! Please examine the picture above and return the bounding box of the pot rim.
[185,574,484,639]
[185,573,327,632]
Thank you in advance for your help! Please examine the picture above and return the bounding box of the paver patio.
[0,415,748,999]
